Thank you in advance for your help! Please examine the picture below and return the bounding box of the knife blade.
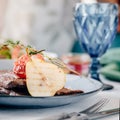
[88,108,119,120]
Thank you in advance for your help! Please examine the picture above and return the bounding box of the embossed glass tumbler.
[74,3,119,90]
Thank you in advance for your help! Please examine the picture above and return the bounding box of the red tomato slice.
[13,54,44,79]
[13,54,30,79]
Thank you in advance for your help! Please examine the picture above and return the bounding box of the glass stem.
[90,57,101,81]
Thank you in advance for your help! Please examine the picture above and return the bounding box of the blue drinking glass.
[74,3,119,90]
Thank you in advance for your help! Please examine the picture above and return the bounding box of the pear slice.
[26,58,66,97]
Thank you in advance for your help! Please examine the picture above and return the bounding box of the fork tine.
[48,58,65,67]
[50,58,81,75]
[52,59,65,67]
[94,99,110,113]
[53,58,66,67]
[81,98,108,113]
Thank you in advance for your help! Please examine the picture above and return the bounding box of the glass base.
[89,74,114,90]
[102,84,114,91]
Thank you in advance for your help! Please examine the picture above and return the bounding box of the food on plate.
[0,71,83,96]
[11,44,24,59]
[55,88,83,96]
[13,54,30,79]
[0,71,28,95]
[0,40,25,59]
[0,70,84,96]
[26,57,66,96]
[0,87,20,96]
[0,43,84,97]
[0,71,26,89]
[0,45,11,59]
[13,53,44,79]
[13,46,66,96]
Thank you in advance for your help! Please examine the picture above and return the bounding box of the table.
[0,77,119,120]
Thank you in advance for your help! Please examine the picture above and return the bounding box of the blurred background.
[0,0,120,55]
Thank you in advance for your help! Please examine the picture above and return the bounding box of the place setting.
[0,1,120,120]
[0,40,103,108]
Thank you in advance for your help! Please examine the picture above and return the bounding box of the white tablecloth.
[0,78,119,120]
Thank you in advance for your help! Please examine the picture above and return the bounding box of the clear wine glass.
[73,3,119,90]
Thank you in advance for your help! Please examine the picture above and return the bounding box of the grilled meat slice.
[55,88,84,96]
[0,87,20,96]
[0,71,84,96]
[0,71,26,89]
[0,87,29,96]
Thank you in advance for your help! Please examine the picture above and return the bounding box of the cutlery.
[88,108,119,120]
[41,98,113,120]
[46,57,81,75]
[44,108,119,120]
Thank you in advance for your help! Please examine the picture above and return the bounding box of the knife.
[88,108,120,120]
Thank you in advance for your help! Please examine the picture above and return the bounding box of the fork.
[46,57,81,75]
[80,98,109,113]
[42,98,110,120]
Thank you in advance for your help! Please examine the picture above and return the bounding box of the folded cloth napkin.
[100,48,120,82]
[100,48,120,65]
[100,63,120,82]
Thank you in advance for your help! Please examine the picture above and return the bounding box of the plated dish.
[0,51,57,70]
[0,74,102,107]
[0,40,103,107]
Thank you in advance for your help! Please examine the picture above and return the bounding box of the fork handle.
[46,108,119,120]
[67,67,81,75]
[46,112,89,120]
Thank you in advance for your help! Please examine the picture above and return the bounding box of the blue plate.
[0,74,103,108]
